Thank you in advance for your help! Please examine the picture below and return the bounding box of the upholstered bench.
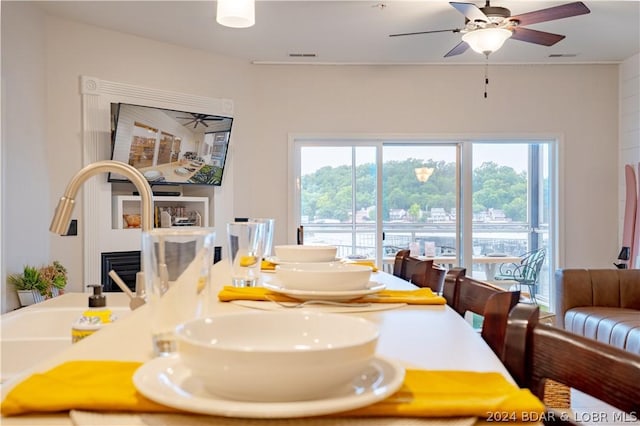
[555,269,640,355]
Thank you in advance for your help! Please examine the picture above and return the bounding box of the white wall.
[618,53,640,267]
[1,6,628,312]
[1,2,50,312]
[242,64,620,270]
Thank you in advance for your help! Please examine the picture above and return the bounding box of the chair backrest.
[518,248,546,282]
[454,276,521,357]
[443,267,466,308]
[424,265,446,294]
[503,303,640,422]
[392,249,410,278]
[401,256,434,287]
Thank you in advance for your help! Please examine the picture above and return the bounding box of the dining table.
[0,260,540,426]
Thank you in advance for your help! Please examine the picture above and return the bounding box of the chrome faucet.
[50,160,154,309]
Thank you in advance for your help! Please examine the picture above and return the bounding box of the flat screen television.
[109,103,233,186]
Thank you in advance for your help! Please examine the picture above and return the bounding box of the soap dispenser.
[71,285,113,343]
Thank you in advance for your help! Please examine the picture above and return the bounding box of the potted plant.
[8,265,48,306]
[39,260,68,298]
[8,261,68,306]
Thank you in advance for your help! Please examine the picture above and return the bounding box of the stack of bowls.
[272,245,373,292]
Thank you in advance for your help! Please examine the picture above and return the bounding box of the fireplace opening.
[101,247,222,292]
[101,251,140,292]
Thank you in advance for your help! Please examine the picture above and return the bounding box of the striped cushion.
[565,307,640,355]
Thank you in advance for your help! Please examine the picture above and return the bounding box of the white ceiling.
[33,0,640,65]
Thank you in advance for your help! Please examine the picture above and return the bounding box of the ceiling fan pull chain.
[484,57,489,98]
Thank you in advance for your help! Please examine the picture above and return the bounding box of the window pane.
[382,144,457,265]
[299,146,377,258]
[472,142,551,305]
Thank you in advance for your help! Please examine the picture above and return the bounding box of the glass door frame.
[289,134,560,308]
[289,136,384,261]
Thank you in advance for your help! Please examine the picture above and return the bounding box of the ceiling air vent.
[288,53,317,58]
[548,53,577,58]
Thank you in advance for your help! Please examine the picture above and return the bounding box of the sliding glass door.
[471,142,553,303]
[292,137,557,307]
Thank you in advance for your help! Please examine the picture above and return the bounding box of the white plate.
[133,355,405,419]
[266,256,341,265]
[174,167,190,176]
[262,281,385,301]
[143,170,162,181]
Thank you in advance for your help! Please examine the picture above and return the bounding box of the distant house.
[355,208,372,222]
[430,208,449,222]
[487,208,509,222]
[389,209,407,221]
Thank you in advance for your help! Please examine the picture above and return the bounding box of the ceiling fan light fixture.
[216,0,255,28]
[462,28,512,55]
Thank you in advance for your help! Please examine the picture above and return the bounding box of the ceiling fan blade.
[450,2,489,23]
[389,28,461,37]
[510,27,565,46]
[508,1,590,27]
[444,41,470,57]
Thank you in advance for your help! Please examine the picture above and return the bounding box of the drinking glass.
[227,222,265,287]
[142,227,216,357]
[249,218,275,258]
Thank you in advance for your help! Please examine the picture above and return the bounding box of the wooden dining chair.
[453,275,521,357]
[503,303,640,425]
[442,267,466,308]
[392,249,410,278]
[410,264,447,293]
[427,265,446,294]
[400,256,434,288]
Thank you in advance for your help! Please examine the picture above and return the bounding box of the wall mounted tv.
[109,103,233,186]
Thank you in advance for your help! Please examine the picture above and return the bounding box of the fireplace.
[101,247,222,292]
[101,251,140,292]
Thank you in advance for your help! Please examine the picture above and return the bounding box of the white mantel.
[78,76,234,288]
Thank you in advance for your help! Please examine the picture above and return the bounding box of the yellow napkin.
[343,370,545,420]
[0,361,178,416]
[341,259,379,272]
[217,286,446,305]
[260,259,277,271]
[1,361,543,421]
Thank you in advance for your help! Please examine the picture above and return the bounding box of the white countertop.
[1,262,513,425]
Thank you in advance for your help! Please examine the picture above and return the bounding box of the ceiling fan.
[177,113,224,129]
[390,1,591,57]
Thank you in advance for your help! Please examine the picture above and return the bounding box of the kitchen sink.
[1,307,131,339]
[1,297,132,383]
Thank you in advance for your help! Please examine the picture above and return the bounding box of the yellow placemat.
[218,286,446,305]
[1,361,543,421]
[261,260,277,271]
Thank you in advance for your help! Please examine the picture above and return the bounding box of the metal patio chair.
[494,248,546,305]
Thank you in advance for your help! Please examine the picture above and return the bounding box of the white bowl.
[175,311,379,402]
[275,262,372,291]
[274,245,337,263]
